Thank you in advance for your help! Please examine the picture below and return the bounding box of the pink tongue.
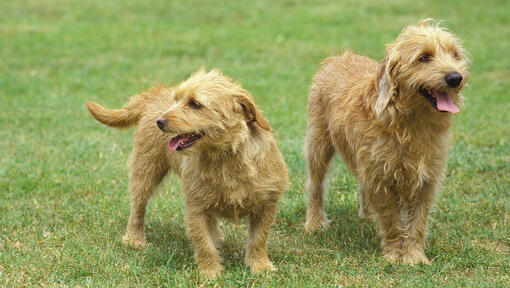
[168,136,187,151]
[434,91,460,114]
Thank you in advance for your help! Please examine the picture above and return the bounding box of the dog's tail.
[86,94,146,128]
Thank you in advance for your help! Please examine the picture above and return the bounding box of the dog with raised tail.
[86,68,289,277]
[304,19,468,264]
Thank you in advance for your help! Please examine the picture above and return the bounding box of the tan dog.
[86,69,289,277]
[304,19,468,264]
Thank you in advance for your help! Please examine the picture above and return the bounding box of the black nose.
[445,72,463,88]
[156,118,167,130]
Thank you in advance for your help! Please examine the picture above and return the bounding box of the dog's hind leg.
[304,109,335,232]
[122,144,169,248]
[207,215,225,244]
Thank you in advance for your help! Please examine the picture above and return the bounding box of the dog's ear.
[234,93,270,130]
[375,48,398,117]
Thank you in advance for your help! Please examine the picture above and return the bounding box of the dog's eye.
[453,52,460,59]
[188,99,201,109]
[418,53,432,63]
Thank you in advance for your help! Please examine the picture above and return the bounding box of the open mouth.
[168,132,203,151]
[418,88,460,114]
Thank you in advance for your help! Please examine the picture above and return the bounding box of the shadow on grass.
[125,199,380,272]
[277,202,380,256]
[328,204,380,252]
[139,218,249,271]
[132,220,194,271]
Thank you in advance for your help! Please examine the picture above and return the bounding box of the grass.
[1,0,509,286]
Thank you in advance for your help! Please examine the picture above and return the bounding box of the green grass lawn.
[1,0,509,286]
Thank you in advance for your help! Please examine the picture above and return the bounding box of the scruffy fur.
[86,69,289,277]
[304,20,468,264]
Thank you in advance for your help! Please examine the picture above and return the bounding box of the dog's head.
[156,68,270,153]
[376,19,469,118]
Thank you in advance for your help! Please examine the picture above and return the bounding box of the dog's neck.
[198,127,271,167]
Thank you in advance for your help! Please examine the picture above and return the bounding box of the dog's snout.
[156,118,167,130]
[445,72,463,88]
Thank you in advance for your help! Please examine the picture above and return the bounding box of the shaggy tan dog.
[86,69,289,277]
[304,19,468,264]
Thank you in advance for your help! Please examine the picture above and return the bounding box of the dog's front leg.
[358,181,372,218]
[401,181,437,265]
[368,187,405,263]
[185,208,223,278]
[245,203,278,273]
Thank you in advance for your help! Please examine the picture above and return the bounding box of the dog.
[304,19,468,264]
[86,69,289,277]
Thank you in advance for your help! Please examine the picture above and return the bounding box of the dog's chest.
[205,177,261,219]
[183,160,263,219]
[370,136,447,193]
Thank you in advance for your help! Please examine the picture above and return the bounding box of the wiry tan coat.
[86,69,289,277]
[304,20,468,264]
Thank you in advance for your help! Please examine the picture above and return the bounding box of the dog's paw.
[247,258,276,273]
[304,215,331,232]
[122,234,148,248]
[401,248,431,265]
[382,246,401,264]
[199,264,223,279]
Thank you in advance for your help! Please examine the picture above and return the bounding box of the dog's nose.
[445,72,463,88]
[156,118,167,130]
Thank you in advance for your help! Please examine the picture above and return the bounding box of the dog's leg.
[304,120,335,232]
[401,182,436,265]
[358,181,371,218]
[207,215,225,244]
[185,210,223,278]
[122,148,169,248]
[369,188,404,263]
[245,204,277,273]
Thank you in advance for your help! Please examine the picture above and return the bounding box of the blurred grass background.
[0,0,509,286]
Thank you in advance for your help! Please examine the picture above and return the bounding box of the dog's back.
[306,51,380,174]
[312,51,378,110]
[87,86,185,174]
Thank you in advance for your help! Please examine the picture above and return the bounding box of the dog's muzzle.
[418,88,460,114]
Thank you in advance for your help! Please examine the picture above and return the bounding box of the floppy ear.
[375,52,397,117]
[234,93,270,130]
